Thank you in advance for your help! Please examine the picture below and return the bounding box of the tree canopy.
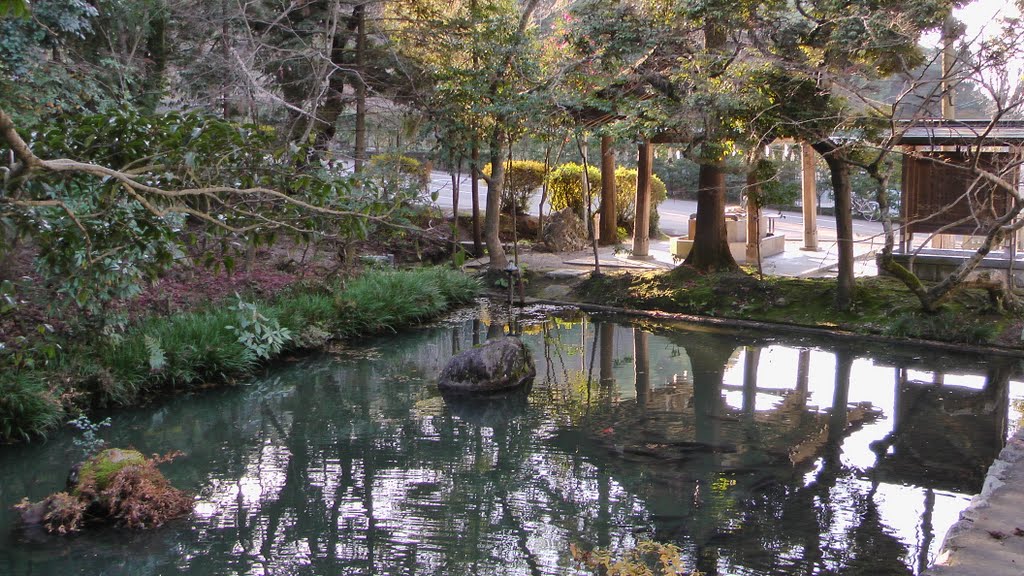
[3,0,1023,323]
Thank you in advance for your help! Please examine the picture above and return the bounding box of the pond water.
[2,303,1022,576]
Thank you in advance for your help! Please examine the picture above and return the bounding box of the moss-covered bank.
[0,267,480,443]
[572,266,1023,348]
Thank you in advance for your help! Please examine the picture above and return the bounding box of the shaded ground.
[0,216,457,359]
[568,267,1024,348]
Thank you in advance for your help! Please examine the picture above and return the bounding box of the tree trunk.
[684,19,739,272]
[684,163,738,271]
[137,5,167,114]
[485,128,508,270]
[312,4,350,153]
[816,147,855,310]
[471,140,482,255]
[353,2,368,174]
[537,144,550,242]
[599,135,617,245]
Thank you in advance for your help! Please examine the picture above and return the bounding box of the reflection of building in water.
[587,344,879,474]
[871,365,1011,493]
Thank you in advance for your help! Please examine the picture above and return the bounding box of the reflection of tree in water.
[166,320,649,575]
[1,307,1015,576]
[547,323,1007,576]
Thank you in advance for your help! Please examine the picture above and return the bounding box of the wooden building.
[892,119,1024,283]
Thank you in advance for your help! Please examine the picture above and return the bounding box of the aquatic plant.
[68,414,112,457]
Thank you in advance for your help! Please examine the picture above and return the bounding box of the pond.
[1,302,1022,576]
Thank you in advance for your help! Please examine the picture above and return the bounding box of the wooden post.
[632,139,653,258]
[600,135,617,245]
[800,143,819,251]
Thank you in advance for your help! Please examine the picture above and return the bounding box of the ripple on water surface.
[0,306,1020,575]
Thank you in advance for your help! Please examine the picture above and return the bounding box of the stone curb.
[925,426,1024,575]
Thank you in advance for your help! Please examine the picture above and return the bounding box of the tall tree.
[389,0,544,270]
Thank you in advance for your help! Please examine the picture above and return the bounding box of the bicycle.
[851,196,881,222]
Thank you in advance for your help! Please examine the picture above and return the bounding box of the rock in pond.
[16,448,193,534]
[438,337,536,394]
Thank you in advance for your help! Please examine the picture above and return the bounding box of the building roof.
[896,119,1024,145]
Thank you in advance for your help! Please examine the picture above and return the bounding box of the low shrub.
[481,160,548,213]
[613,166,667,236]
[548,163,601,215]
[548,163,667,236]
[365,153,430,202]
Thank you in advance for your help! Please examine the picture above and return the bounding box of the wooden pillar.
[599,135,617,245]
[632,139,653,258]
[800,143,819,251]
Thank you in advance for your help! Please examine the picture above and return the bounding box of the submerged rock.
[438,337,536,394]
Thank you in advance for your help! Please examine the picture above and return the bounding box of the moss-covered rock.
[16,448,192,533]
[74,448,146,493]
[438,337,536,394]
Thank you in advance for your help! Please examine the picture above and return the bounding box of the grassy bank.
[573,267,1023,347]
[0,267,480,443]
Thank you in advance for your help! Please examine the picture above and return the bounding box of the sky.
[922,0,1022,46]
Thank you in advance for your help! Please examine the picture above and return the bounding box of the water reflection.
[0,305,1020,576]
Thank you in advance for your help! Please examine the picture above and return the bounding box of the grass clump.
[1,266,480,442]
[0,372,64,442]
[273,291,338,348]
[99,308,256,404]
[340,267,479,334]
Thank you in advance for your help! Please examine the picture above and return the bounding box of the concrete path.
[465,233,880,279]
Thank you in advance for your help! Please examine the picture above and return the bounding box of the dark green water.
[1,304,1021,576]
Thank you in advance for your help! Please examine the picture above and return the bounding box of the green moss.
[573,267,1022,346]
[76,448,147,493]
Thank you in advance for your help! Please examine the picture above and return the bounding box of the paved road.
[424,169,884,242]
